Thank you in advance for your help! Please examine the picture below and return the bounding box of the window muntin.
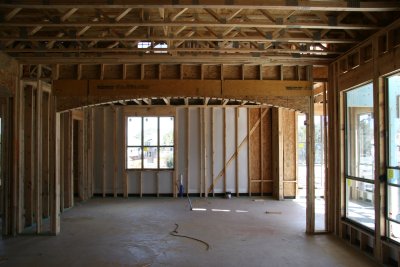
[387,73,400,243]
[126,116,174,170]
[344,83,375,230]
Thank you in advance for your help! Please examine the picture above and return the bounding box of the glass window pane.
[127,117,142,146]
[160,147,174,169]
[143,147,158,168]
[345,83,374,180]
[345,178,375,229]
[388,221,400,243]
[388,168,400,186]
[127,147,142,169]
[144,117,158,146]
[160,117,174,146]
[388,185,400,223]
[388,74,400,167]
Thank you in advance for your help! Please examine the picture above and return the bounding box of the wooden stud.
[50,96,60,235]
[323,83,328,231]
[260,108,263,196]
[211,107,215,197]
[123,64,127,80]
[235,107,239,196]
[204,108,208,197]
[199,108,203,197]
[35,77,43,234]
[42,92,50,218]
[103,108,106,198]
[306,97,315,234]
[113,107,118,197]
[173,108,178,198]
[272,108,284,200]
[140,171,143,198]
[247,108,251,196]
[123,114,128,198]
[223,107,226,194]
[157,172,160,198]
[24,86,34,227]
[186,107,189,196]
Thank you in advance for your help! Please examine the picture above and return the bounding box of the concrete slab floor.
[0,197,380,267]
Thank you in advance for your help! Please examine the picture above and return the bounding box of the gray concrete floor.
[0,197,380,267]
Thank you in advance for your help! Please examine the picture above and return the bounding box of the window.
[344,83,375,230]
[138,41,168,54]
[387,73,400,243]
[126,116,174,169]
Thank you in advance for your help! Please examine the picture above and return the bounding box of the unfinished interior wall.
[89,105,297,196]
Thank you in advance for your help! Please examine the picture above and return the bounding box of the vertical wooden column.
[35,74,43,234]
[235,108,239,197]
[260,108,264,196]
[50,96,60,235]
[24,86,34,227]
[373,45,385,261]
[59,113,64,212]
[78,119,84,200]
[223,107,226,194]
[272,108,284,200]
[102,108,106,197]
[199,108,203,197]
[186,107,189,196]
[63,112,73,209]
[140,171,143,198]
[123,113,128,198]
[211,107,215,197]
[173,108,179,198]
[306,97,315,234]
[42,92,50,218]
[323,84,329,230]
[113,107,118,197]
[203,108,207,197]
[247,109,251,197]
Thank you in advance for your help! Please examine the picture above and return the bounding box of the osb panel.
[283,66,296,80]
[204,65,221,80]
[223,65,241,80]
[161,64,180,79]
[282,109,296,197]
[263,182,273,194]
[126,65,141,79]
[81,65,100,80]
[284,182,296,197]
[59,65,77,79]
[104,65,122,80]
[262,108,272,182]
[144,64,158,80]
[251,181,261,194]
[262,66,280,80]
[0,53,18,94]
[183,65,201,80]
[244,65,259,80]
[249,109,260,184]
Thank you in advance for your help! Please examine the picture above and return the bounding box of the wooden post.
[42,92,50,218]
[50,97,60,235]
[103,108,106,197]
[123,114,128,198]
[140,171,143,198]
[173,109,178,198]
[199,108,203,197]
[272,108,284,200]
[247,109,251,197]
[113,107,118,197]
[24,86,34,226]
[260,108,263,196]
[223,107,226,194]
[235,108,239,197]
[211,107,215,197]
[35,76,43,234]
[203,108,207,198]
[157,172,160,198]
[186,107,189,196]
[306,97,315,234]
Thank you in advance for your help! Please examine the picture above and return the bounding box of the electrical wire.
[170,223,210,251]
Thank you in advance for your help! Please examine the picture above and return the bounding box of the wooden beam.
[247,108,251,196]
[42,92,50,218]
[4,8,22,21]
[272,108,283,200]
[2,2,399,12]
[50,97,60,235]
[186,107,189,196]
[211,107,215,197]
[235,108,239,197]
[260,108,263,196]
[306,98,315,234]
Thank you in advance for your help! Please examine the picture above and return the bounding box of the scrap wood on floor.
[170,223,210,251]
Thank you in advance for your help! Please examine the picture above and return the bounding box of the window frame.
[343,82,376,231]
[385,73,400,244]
[125,115,175,170]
